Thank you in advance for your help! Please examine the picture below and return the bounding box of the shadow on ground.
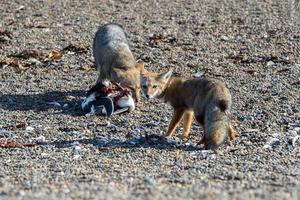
[44,134,203,151]
[0,90,86,116]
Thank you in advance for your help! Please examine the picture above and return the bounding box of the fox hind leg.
[179,111,193,140]
[195,114,205,145]
[165,108,185,139]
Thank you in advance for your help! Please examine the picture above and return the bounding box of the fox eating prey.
[93,23,144,102]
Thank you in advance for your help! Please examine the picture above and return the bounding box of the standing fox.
[93,23,144,101]
[141,69,236,150]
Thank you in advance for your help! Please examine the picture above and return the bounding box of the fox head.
[111,62,144,102]
[141,68,173,99]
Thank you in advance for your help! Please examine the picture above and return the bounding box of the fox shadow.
[44,134,204,152]
[0,90,86,116]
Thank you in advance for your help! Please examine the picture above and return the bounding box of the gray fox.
[93,23,144,102]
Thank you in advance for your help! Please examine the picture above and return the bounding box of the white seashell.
[117,95,135,111]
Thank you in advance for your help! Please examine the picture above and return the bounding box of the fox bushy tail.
[203,99,230,150]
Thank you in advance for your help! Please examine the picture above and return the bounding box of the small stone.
[95,137,109,147]
[73,154,81,160]
[71,141,80,146]
[166,139,178,145]
[110,139,122,145]
[106,122,119,131]
[74,146,81,151]
[48,101,61,107]
[267,61,275,67]
[25,126,34,132]
[162,117,169,122]
[42,28,50,33]
[150,137,159,142]
[241,115,255,121]
[41,153,48,157]
[207,154,217,160]
[28,58,41,65]
[146,121,160,127]
[0,128,13,139]
[35,135,46,143]
[128,140,137,145]
[220,35,229,41]
[70,64,80,70]
[128,136,145,145]
[49,51,62,60]
[289,122,300,127]
[263,137,280,149]
[79,65,90,71]
[133,127,143,133]
[200,150,215,158]
[143,177,156,187]
[292,135,300,147]
[192,71,205,78]
[16,5,25,11]
[67,51,75,55]
[245,129,259,132]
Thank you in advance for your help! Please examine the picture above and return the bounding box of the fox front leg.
[179,111,193,140]
[96,74,102,84]
[165,108,185,139]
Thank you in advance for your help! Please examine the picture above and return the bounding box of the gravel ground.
[1,0,300,199]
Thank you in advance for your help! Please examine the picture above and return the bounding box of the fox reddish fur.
[93,23,144,101]
[141,69,235,150]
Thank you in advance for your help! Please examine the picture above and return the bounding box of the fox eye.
[142,85,147,89]
[153,85,158,88]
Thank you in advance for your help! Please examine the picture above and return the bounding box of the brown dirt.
[0,0,300,199]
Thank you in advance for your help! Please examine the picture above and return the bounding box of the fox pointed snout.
[145,94,150,98]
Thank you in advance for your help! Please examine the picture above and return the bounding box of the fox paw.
[229,130,236,141]
[164,135,172,140]
[178,134,188,141]
[197,138,205,145]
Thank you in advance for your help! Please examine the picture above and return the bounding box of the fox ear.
[135,61,144,71]
[158,68,173,82]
